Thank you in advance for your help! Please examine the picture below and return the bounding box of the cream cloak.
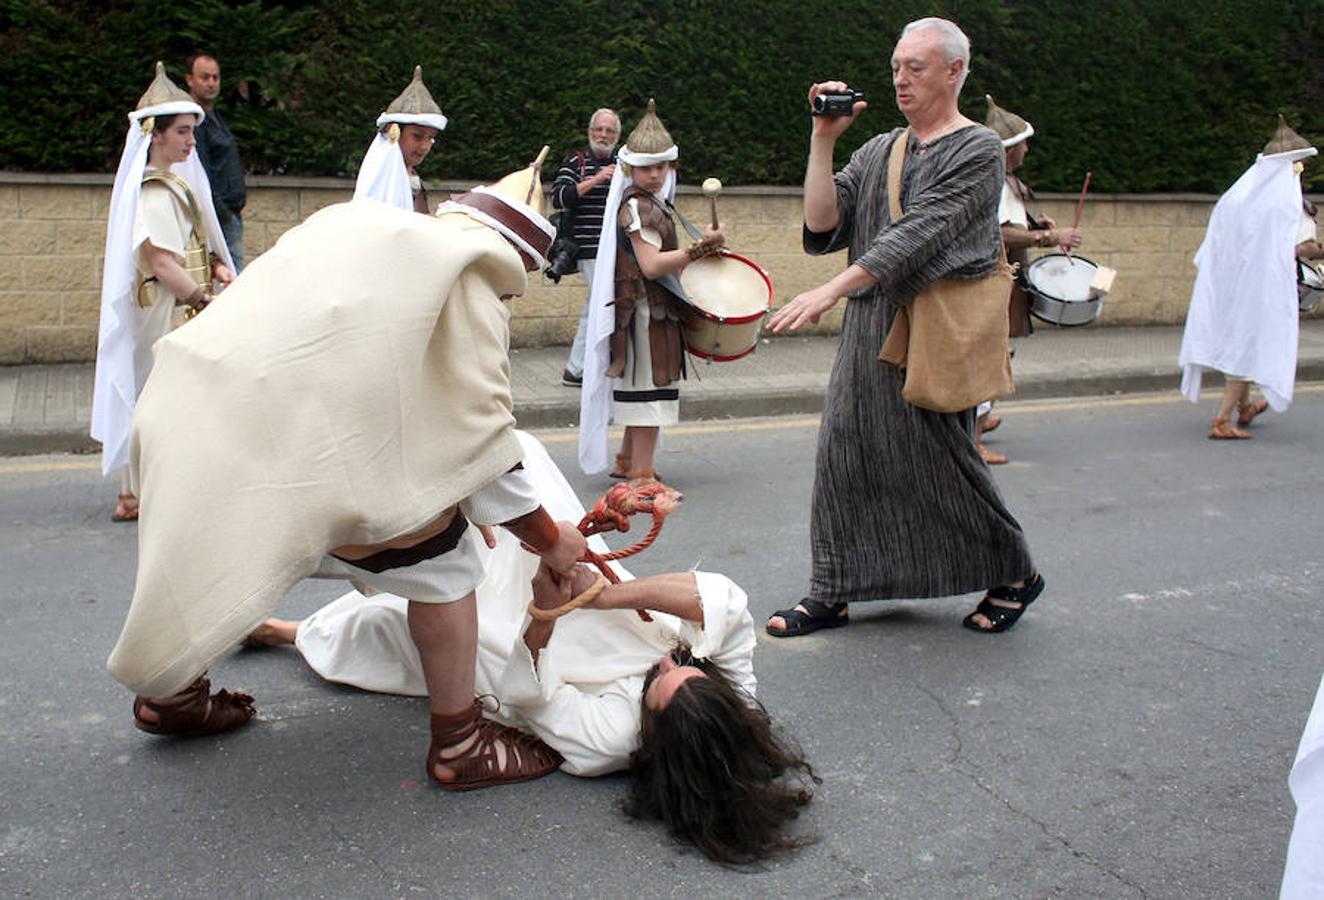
[108,199,528,697]
[1178,152,1313,410]
[294,431,758,776]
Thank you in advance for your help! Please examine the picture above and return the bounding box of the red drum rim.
[681,250,774,325]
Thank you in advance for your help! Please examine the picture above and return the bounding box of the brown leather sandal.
[1236,400,1269,428]
[609,452,631,479]
[427,699,562,792]
[112,492,139,522]
[132,675,255,737]
[1209,417,1251,440]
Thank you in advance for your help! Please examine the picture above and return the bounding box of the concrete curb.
[15,363,1324,457]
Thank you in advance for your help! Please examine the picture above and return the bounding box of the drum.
[1298,258,1324,314]
[677,250,773,361]
[1023,253,1106,327]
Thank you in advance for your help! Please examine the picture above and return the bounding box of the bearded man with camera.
[765,17,1043,638]
[549,108,621,387]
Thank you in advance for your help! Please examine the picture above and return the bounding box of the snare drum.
[1023,253,1106,326]
[677,251,773,361]
[1298,258,1324,314]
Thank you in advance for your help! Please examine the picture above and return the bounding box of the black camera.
[811,89,865,117]
[544,211,580,283]
[544,238,579,283]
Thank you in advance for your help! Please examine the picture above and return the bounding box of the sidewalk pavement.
[5,321,1324,455]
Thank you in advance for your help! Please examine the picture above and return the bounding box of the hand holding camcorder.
[812,88,865,117]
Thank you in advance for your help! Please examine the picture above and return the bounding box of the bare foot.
[244,619,299,647]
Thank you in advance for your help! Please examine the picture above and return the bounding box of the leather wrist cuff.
[504,508,560,553]
[686,236,723,261]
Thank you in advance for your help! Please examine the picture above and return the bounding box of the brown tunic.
[607,187,685,387]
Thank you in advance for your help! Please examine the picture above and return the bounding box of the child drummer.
[576,99,726,481]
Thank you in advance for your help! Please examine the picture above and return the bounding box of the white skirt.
[611,304,679,426]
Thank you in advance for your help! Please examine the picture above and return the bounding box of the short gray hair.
[900,17,971,93]
[589,108,620,131]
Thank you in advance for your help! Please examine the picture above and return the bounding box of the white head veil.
[353,128,414,210]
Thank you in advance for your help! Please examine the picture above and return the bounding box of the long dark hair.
[626,651,819,864]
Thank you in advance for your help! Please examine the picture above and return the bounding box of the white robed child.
[1178,116,1322,439]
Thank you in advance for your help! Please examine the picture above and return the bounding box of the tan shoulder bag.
[877,129,1015,412]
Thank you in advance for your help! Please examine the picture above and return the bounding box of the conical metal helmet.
[618,98,679,166]
[985,94,1034,148]
[377,66,448,131]
[131,61,205,125]
[1263,114,1312,157]
[625,99,675,155]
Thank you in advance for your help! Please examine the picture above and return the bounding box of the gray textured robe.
[805,124,1034,603]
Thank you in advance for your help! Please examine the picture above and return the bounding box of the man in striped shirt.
[553,108,620,386]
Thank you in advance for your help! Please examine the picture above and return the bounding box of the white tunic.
[998,180,1029,228]
[294,431,757,776]
[1281,673,1324,898]
[128,180,192,385]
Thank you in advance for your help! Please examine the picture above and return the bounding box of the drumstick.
[1064,171,1092,266]
[702,177,722,228]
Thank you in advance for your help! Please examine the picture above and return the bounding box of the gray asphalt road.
[2,390,1321,898]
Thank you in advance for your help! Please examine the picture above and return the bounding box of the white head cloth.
[617,144,678,167]
[353,132,413,210]
[578,163,676,474]
[1178,145,1318,411]
[1001,121,1034,149]
[90,103,233,475]
[435,185,556,270]
[376,110,448,132]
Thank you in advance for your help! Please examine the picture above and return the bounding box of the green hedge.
[2,0,1320,192]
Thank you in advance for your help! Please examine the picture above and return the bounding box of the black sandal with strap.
[962,573,1045,634]
[766,598,849,638]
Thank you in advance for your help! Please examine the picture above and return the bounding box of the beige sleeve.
[622,198,663,249]
[133,182,190,272]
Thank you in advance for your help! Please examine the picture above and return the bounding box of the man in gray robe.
[767,16,1042,636]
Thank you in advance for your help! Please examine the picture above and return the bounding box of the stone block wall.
[2,171,1307,364]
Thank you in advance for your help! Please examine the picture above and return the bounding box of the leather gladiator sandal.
[112,492,139,522]
[1236,400,1270,428]
[427,699,562,792]
[609,452,632,480]
[132,675,256,736]
[1209,417,1251,440]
